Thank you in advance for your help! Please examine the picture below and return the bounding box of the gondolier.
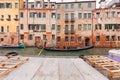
[44,39,47,48]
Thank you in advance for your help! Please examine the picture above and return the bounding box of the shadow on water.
[0,47,113,56]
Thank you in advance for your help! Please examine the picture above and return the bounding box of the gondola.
[44,45,94,52]
[0,45,24,49]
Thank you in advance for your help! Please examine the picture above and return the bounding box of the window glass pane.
[78,24,82,31]
[78,13,82,19]
[78,3,81,8]
[88,24,91,30]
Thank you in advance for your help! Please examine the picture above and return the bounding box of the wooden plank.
[71,58,109,80]
[3,57,43,80]
[59,58,83,80]
[32,58,59,80]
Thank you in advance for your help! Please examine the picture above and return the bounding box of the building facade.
[19,0,56,46]
[0,0,23,46]
[56,1,96,48]
[92,1,120,47]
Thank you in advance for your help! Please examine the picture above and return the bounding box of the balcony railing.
[6,17,11,21]
[65,19,69,22]
[14,17,18,20]
[70,18,75,22]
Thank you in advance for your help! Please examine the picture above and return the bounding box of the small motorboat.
[44,45,94,52]
[108,49,120,62]
[0,43,25,49]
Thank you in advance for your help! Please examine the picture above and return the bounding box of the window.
[96,36,100,41]
[96,12,100,18]
[71,13,74,20]
[1,15,4,19]
[43,35,46,40]
[71,36,74,42]
[106,12,109,18]
[29,12,34,18]
[57,14,61,19]
[20,35,24,39]
[52,24,55,30]
[71,25,74,33]
[45,4,48,8]
[118,36,120,41]
[31,5,34,8]
[88,2,92,8]
[43,12,46,18]
[0,3,5,8]
[28,25,31,30]
[84,24,87,31]
[99,24,101,30]
[57,25,61,32]
[112,11,115,18]
[112,36,115,41]
[7,26,9,32]
[15,15,18,19]
[41,24,46,31]
[65,36,68,42]
[36,1,41,8]
[71,3,74,9]
[52,35,55,40]
[1,26,4,32]
[37,12,41,18]
[88,24,91,30]
[6,3,12,8]
[65,25,69,34]
[78,3,82,8]
[78,13,82,19]
[15,3,18,8]
[57,4,61,9]
[51,4,55,8]
[36,25,40,30]
[78,36,82,42]
[51,13,56,18]
[20,24,24,30]
[65,13,68,20]
[57,36,61,42]
[20,12,23,18]
[88,13,91,19]
[1,38,4,41]
[65,4,68,9]
[106,36,110,41]
[84,13,87,19]
[78,24,82,31]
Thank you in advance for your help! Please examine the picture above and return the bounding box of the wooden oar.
[38,49,44,56]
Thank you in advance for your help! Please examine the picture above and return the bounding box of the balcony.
[70,18,75,22]
[6,17,11,21]
[0,18,4,21]
[65,19,69,22]
[14,17,19,21]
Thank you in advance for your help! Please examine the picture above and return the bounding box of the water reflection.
[0,48,112,56]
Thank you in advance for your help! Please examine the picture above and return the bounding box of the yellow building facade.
[0,0,23,45]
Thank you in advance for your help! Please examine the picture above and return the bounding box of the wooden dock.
[2,57,109,80]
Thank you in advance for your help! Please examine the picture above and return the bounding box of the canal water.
[0,47,113,57]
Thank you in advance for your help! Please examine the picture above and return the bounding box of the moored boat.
[44,45,94,52]
[0,43,25,49]
[108,49,120,62]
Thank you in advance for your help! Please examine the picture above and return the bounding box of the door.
[85,38,90,46]
[35,36,41,46]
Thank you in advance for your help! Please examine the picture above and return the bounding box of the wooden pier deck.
[2,57,109,80]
